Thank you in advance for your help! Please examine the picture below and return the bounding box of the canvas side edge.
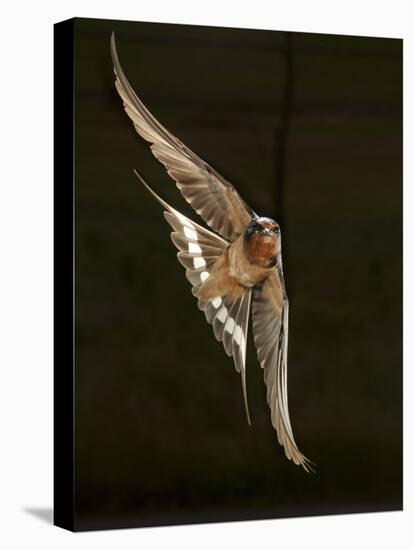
[53,18,76,533]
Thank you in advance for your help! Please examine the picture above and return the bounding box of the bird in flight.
[111,33,312,472]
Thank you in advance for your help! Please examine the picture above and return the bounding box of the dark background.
[73,17,402,530]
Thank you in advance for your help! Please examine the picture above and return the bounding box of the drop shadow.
[24,507,53,524]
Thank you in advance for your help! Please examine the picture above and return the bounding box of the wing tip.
[110,31,118,67]
[133,168,153,194]
[302,461,316,474]
[241,368,252,426]
[294,453,316,474]
[132,169,174,215]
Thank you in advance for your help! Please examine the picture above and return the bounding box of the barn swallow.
[111,34,312,472]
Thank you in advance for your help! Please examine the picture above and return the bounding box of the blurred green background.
[73,18,402,530]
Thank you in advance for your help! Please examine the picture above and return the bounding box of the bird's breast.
[228,237,273,288]
[244,233,279,268]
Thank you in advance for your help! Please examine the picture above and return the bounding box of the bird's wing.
[111,33,254,242]
[198,289,252,425]
[252,269,313,471]
[134,171,252,423]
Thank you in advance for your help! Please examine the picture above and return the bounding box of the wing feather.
[134,171,252,424]
[111,33,254,241]
[252,270,313,472]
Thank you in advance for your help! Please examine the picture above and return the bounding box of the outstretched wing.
[111,33,254,242]
[134,171,252,423]
[252,269,312,472]
[198,289,252,425]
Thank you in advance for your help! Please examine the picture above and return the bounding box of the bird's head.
[244,217,281,268]
[245,217,280,239]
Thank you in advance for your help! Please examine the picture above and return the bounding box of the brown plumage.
[198,235,275,303]
[111,33,313,472]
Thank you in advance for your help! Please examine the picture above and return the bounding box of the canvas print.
[54,17,402,531]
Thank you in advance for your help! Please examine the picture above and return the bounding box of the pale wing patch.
[211,297,222,309]
[183,226,198,241]
[188,242,202,254]
[216,306,228,323]
[200,291,252,424]
[234,325,243,345]
[193,257,206,269]
[174,210,194,227]
[225,317,235,334]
